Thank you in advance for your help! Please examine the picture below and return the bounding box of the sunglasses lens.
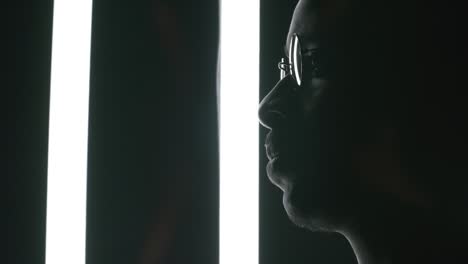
[290,34,302,86]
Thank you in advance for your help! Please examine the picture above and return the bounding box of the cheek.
[301,78,329,114]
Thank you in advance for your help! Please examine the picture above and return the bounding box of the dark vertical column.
[86,1,219,264]
[7,1,54,264]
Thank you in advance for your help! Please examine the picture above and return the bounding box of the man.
[258,0,468,263]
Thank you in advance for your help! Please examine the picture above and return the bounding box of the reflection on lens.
[290,34,302,86]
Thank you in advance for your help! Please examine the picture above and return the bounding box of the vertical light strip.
[219,0,259,263]
[46,0,93,264]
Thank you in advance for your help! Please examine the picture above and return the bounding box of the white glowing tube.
[219,0,259,264]
[46,1,93,264]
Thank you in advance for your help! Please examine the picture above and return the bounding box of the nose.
[258,74,298,129]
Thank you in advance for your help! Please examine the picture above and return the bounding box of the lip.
[265,143,279,160]
[266,156,289,191]
[265,131,280,160]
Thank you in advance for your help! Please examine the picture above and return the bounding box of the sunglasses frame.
[278,33,302,86]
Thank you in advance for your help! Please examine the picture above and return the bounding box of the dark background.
[7,0,357,263]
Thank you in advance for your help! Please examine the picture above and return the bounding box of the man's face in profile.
[260,0,468,262]
[259,0,359,231]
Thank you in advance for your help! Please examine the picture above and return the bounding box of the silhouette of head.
[259,0,467,234]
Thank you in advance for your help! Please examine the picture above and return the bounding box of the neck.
[339,197,468,264]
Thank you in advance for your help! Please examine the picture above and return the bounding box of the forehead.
[286,0,318,48]
[286,0,347,52]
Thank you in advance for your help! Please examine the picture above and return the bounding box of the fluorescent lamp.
[46,1,93,264]
[219,1,259,264]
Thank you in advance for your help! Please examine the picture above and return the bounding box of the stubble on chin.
[281,187,339,232]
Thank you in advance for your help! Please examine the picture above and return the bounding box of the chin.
[280,172,356,233]
[266,160,323,230]
[266,153,355,232]
[282,187,338,232]
[266,156,296,192]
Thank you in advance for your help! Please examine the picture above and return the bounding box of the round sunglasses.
[277,33,323,87]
